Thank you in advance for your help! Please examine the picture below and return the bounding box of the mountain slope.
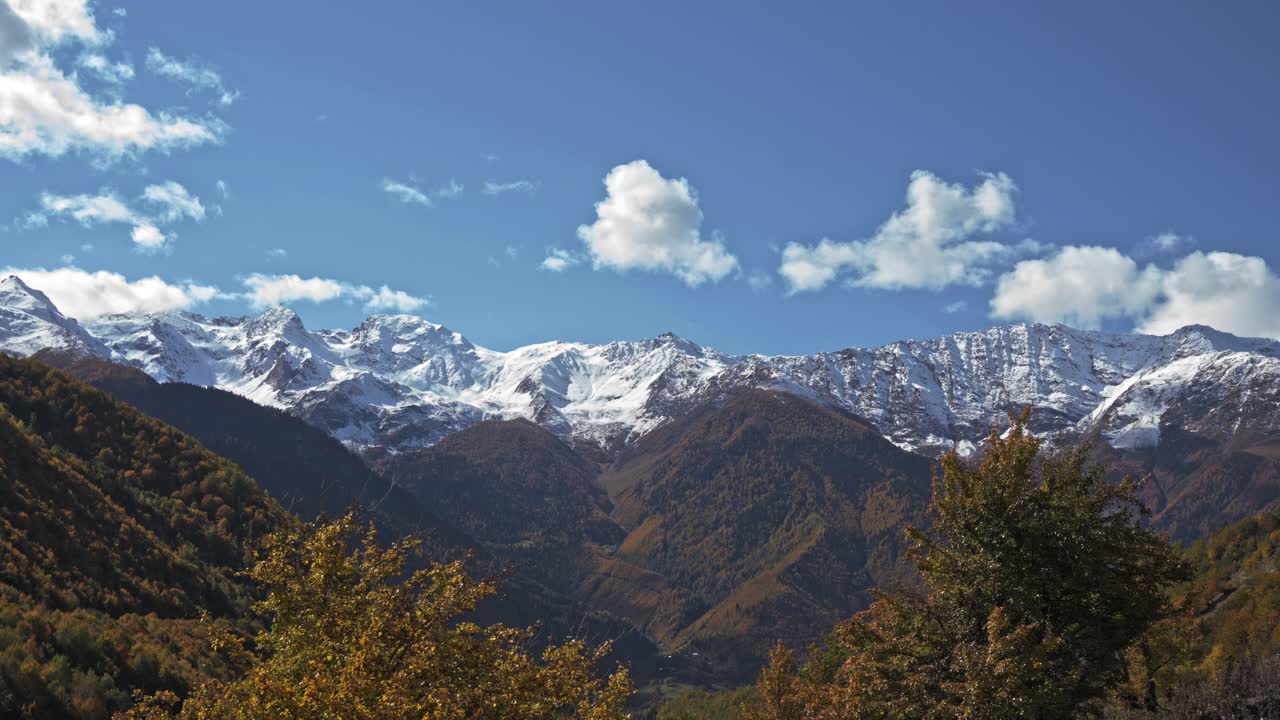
[33,351,454,545]
[1180,510,1280,675]
[595,390,933,663]
[0,353,290,717]
[375,418,623,592]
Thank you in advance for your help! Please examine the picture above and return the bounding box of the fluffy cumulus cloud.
[3,266,221,318]
[0,0,225,160]
[990,246,1162,329]
[144,47,238,106]
[29,180,206,252]
[779,171,1023,293]
[990,247,1280,339]
[576,160,738,286]
[241,273,427,313]
[1140,252,1280,338]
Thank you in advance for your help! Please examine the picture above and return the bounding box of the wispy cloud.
[381,178,431,207]
[380,177,465,207]
[540,248,582,273]
[77,53,134,84]
[746,270,774,292]
[145,47,239,106]
[483,179,537,196]
[25,180,208,253]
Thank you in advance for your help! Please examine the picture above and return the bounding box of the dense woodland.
[0,354,1278,717]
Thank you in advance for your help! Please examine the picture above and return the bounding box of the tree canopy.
[745,412,1188,719]
[122,513,631,720]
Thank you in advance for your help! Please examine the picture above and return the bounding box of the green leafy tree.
[122,514,631,720]
[748,412,1188,719]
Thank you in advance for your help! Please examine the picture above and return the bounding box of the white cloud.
[381,177,464,206]
[77,52,133,83]
[141,180,205,222]
[576,160,738,286]
[540,248,581,272]
[30,180,205,252]
[129,222,166,250]
[36,189,133,225]
[483,179,536,196]
[9,265,431,321]
[434,179,463,199]
[215,179,229,198]
[242,273,347,306]
[266,247,287,259]
[990,246,1162,329]
[943,300,967,314]
[779,170,1022,293]
[144,47,238,106]
[241,273,427,313]
[0,2,224,160]
[2,266,221,318]
[6,0,101,46]
[1137,231,1195,257]
[381,178,431,207]
[1139,251,1280,339]
[360,285,427,313]
[990,246,1280,339]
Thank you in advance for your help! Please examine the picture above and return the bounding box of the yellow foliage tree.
[120,514,631,720]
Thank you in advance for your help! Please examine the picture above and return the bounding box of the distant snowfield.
[3,274,1280,455]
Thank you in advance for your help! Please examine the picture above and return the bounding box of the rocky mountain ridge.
[3,274,1278,455]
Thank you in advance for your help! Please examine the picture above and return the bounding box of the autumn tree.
[121,514,631,720]
[748,412,1188,719]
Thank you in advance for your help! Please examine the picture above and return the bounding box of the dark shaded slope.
[34,351,457,546]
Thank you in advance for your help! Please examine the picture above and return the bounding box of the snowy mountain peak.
[0,276,109,359]
[247,305,308,339]
[0,275,58,314]
[2,281,1278,456]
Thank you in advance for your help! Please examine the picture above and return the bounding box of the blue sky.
[3,1,1279,354]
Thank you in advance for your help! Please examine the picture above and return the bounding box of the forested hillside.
[0,354,289,717]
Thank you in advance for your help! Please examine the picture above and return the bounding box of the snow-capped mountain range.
[3,274,1279,455]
